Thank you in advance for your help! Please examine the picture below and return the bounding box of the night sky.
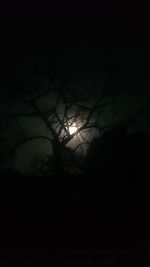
[0,1,150,174]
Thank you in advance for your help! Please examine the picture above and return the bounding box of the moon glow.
[69,125,78,135]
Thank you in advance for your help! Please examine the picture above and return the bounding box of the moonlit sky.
[0,3,150,173]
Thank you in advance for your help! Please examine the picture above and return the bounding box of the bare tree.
[0,70,119,174]
[1,69,144,175]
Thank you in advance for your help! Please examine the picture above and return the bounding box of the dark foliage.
[85,127,150,178]
[84,127,150,223]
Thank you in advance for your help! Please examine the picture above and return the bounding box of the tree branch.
[11,135,52,156]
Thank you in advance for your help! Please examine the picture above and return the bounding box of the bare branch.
[74,104,91,111]
[11,135,52,156]
[32,105,58,139]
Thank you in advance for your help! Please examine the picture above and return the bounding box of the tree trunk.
[52,140,64,176]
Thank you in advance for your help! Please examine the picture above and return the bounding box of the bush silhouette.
[84,127,150,216]
[85,127,150,177]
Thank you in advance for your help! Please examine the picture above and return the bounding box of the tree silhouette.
[1,70,120,175]
[1,67,147,176]
[84,126,150,201]
[84,127,150,227]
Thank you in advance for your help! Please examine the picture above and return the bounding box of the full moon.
[69,125,77,135]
